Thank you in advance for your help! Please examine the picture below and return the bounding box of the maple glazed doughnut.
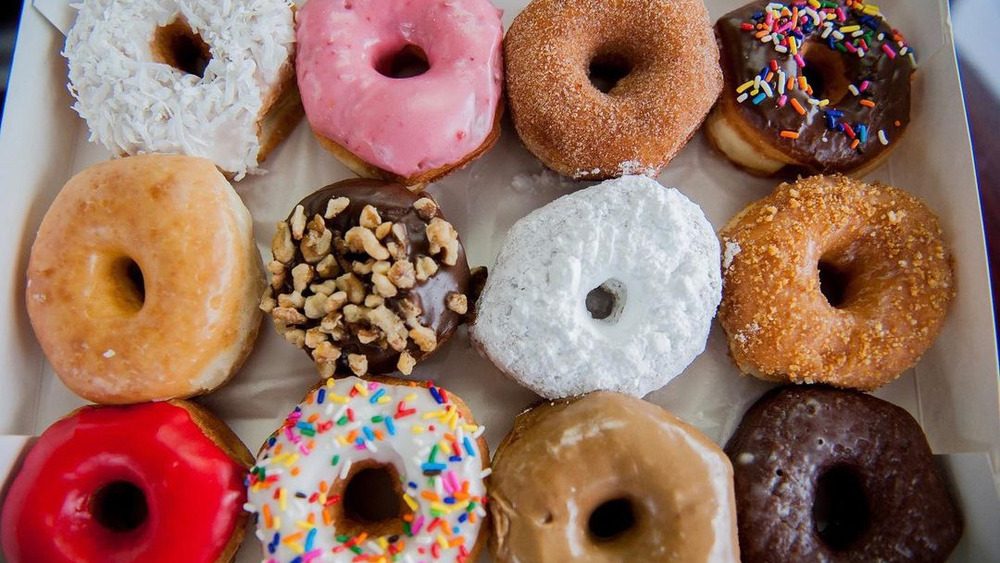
[706,0,916,176]
[489,392,739,562]
[504,0,722,180]
[64,0,301,179]
[26,155,265,404]
[262,179,471,378]
[246,375,490,563]
[718,175,955,390]
[1,401,253,563]
[726,386,962,562]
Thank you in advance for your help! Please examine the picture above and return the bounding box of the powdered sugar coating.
[470,175,722,399]
[64,0,295,179]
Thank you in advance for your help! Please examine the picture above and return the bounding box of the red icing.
[1,402,247,563]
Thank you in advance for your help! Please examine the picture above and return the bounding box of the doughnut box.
[2,0,998,560]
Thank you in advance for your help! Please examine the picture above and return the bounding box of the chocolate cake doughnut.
[725,386,962,562]
[262,179,472,378]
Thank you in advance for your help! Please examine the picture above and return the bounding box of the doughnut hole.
[588,52,633,94]
[375,44,430,79]
[85,255,147,319]
[152,18,211,78]
[799,42,851,104]
[91,481,149,533]
[586,278,627,323]
[587,497,637,542]
[337,462,412,537]
[812,465,870,550]
[817,260,853,308]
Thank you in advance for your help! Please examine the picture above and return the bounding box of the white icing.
[63,0,295,179]
[470,175,723,399]
[246,377,488,562]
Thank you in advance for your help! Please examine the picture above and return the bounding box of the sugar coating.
[471,175,722,399]
[64,0,295,179]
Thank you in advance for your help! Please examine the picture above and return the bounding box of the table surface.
[0,0,997,328]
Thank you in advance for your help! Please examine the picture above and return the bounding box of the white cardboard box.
[2,0,999,560]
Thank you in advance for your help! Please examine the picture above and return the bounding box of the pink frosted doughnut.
[295,0,504,187]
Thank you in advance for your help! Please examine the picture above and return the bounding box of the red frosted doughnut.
[1,401,252,563]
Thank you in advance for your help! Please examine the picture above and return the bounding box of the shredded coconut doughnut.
[64,0,295,179]
[470,175,722,399]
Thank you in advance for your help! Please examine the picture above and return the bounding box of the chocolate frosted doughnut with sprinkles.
[706,0,915,176]
[246,376,490,563]
[261,179,472,378]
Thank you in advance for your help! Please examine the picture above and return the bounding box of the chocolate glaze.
[281,179,470,375]
[716,1,914,173]
[725,386,962,563]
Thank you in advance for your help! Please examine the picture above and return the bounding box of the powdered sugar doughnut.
[470,175,722,399]
[64,0,300,179]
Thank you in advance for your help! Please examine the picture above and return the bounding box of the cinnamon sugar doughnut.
[504,0,722,180]
[718,175,955,390]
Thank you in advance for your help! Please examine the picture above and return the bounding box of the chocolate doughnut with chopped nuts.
[261,179,472,377]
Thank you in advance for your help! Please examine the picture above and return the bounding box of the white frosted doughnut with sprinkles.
[246,376,490,563]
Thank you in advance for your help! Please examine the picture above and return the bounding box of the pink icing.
[296,0,504,178]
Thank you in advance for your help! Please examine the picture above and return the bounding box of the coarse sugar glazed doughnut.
[725,386,962,562]
[503,0,722,180]
[1,401,253,563]
[26,154,265,404]
[246,375,490,563]
[706,0,916,176]
[489,391,739,562]
[470,175,721,399]
[295,0,504,187]
[64,0,301,179]
[718,175,954,390]
[261,179,472,378]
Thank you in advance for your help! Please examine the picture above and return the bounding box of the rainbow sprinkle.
[246,377,489,563]
[733,0,914,153]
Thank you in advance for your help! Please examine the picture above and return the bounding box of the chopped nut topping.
[413,197,438,220]
[325,291,348,312]
[348,353,368,375]
[260,287,276,313]
[391,222,408,243]
[335,273,366,304]
[304,327,327,349]
[360,205,382,229]
[303,294,329,319]
[364,294,385,308]
[325,197,350,219]
[409,324,437,352]
[273,306,307,325]
[284,328,306,348]
[290,205,307,240]
[426,218,459,266]
[316,254,340,278]
[345,227,390,260]
[320,312,346,338]
[343,304,369,323]
[310,279,339,296]
[314,341,342,377]
[369,305,409,352]
[387,241,406,261]
[301,227,333,264]
[415,256,439,281]
[291,263,315,293]
[357,328,380,344]
[372,272,398,298]
[446,292,468,315]
[272,221,295,263]
[388,260,416,289]
[375,222,393,240]
[277,291,305,309]
[372,260,391,275]
[397,350,416,375]
[352,259,375,275]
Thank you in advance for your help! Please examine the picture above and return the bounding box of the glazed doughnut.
[725,385,962,562]
[64,0,301,179]
[470,175,721,399]
[246,375,490,562]
[1,401,253,563]
[717,175,955,390]
[295,0,503,187]
[262,179,472,378]
[489,391,738,562]
[26,154,265,404]
[504,0,721,180]
[706,0,915,176]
